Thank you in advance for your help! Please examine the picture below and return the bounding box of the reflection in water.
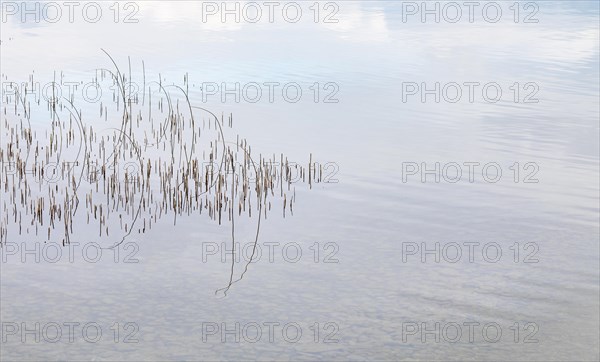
[0,52,328,295]
[0,1,598,361]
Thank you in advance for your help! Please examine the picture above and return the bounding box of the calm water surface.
[0,1,599,360]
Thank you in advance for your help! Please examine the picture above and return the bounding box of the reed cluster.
[0,66,325,248]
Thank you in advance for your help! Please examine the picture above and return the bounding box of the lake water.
[0,1,599,360]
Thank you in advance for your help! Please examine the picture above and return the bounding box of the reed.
[0,58,326,294]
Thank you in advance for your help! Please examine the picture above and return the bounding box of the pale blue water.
[0,1,599,360]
